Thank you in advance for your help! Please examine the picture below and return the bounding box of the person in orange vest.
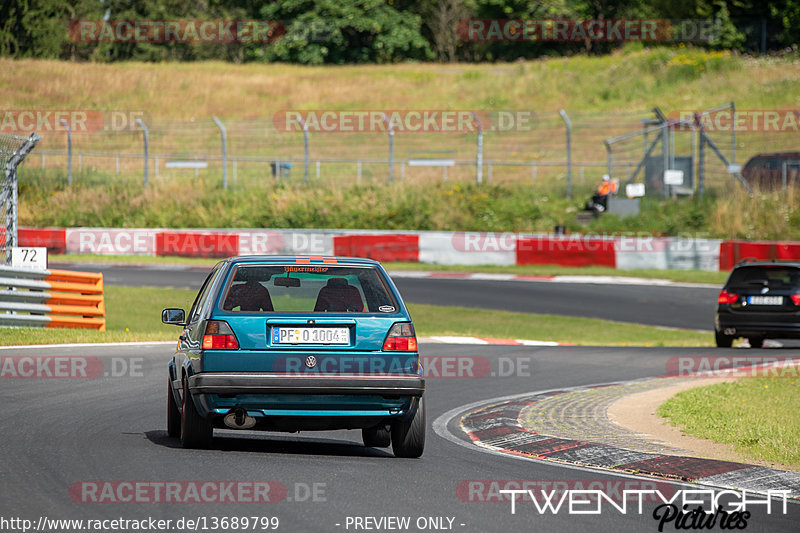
[589,174,618,212]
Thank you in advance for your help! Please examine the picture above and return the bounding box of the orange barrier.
[45,270,106,330]
[0,267,106,331]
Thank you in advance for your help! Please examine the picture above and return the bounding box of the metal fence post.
[604,140,612,178]
[2,133,41,264]
[696,113,705,198]
[782,161,788,190]
[730,101,736,165]
[59,119,72,186]
[212,117,227,189]
[294,116,309,184]
[382,113,394,184]
[471,111,483,184]
[559,110,572,198]
[136,118,149,187]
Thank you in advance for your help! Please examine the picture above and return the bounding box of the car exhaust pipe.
[223,407,256,429]
[724,328,736,336]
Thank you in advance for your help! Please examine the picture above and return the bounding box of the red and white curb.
[451,379,800,498]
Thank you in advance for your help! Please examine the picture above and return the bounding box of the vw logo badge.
[305,356,317,369]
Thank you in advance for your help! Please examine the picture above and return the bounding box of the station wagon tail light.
[718,290,739,304]
[202,321,239,350]
[792,294,800,306]
[383,323,417,352]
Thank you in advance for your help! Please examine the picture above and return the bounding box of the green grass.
[21,176,800,241]
[0,286,711,347]
[50,254,221,267]
[388,262,727,285]
[408,304,712,347]
[0,286,196,346]
[658,377,800,468]
[48,255,728,285]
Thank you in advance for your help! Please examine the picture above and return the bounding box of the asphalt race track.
[2,342,797,532]
[5,263,794,532]
[54,263,719,330]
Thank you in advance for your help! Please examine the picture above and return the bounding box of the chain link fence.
[23,110,645,198]
[1,133,41,263]
[14,104,799,203]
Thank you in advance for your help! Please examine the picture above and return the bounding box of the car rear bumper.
[716,312,800,338]
[187,372,425,397]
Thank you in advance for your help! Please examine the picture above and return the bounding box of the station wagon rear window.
[727,266,800,290]
[219,264,398,313]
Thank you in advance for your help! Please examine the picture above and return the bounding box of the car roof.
[746,152,800,160]
[222,255,383,267]
[732,260,800,269]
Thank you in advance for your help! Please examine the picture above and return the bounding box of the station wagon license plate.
[273,327,350,345]
[747,296,783,305]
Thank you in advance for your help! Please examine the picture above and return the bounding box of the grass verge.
[48,255,728,285]
[0,287,711,347]
[658,377,800,468]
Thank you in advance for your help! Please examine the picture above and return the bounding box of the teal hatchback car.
[161,256,425,457]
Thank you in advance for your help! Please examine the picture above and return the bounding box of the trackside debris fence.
[2,133,41,264]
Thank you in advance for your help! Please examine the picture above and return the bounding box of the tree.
[259,0,433,64]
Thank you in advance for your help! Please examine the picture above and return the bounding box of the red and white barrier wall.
[15,227,800,272]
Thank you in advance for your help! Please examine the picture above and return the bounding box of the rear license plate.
[273,327,350,345]
[747,296,783,305]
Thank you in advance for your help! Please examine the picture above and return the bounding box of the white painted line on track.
[0,341,175,350]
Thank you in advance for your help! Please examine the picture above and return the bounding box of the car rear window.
[727,266,800,290]
[219,264,398,313]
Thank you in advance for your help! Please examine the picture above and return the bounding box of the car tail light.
[792,294,800,306]
[383,323,418,352]
[718,290,739,304]
[202,321,239,350]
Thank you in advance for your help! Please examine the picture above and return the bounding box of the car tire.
[715,330,733,348]
[391,397,425,458]
[181,379,212,449]
[748,336,765,348]
[362,425,391,448]
[167,378,180,438]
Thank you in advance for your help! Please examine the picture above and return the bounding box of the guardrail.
[0,266,106,330]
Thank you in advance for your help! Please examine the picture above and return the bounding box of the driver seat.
[314,278,363,312]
